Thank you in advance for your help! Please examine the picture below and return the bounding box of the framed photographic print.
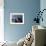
[10,13,24,24]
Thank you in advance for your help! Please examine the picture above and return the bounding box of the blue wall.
[4,0,40,42]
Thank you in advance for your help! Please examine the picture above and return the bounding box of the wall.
[0,0,4,42]
[40,0,46,26]
[4,0,40,42]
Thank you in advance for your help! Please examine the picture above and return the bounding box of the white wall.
[40,0,46,26]
[0,0,4,43]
